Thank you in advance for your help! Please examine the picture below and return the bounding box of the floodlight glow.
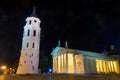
[1,65,7,70]
[49,69,52,72]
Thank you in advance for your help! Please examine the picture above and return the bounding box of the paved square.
[0,74,120,80]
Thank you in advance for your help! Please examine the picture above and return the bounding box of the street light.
[1,65,7,70]
[49,68,52,73]
[0,65,7,74]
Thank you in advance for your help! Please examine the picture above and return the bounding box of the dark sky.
[0,0,119,65]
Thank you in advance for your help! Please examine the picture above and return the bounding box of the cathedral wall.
[75,54,85,74]
[83,56,97,74]
[17,49,39,74]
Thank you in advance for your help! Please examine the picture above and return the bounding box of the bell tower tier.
[16,10,41,74]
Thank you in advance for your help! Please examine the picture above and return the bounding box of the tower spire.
[31,6,37,17]
[33,6,36,15]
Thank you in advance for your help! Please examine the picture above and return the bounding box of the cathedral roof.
[51,47,108,58]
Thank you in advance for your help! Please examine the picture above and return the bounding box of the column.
[57,56,59,73]
[54,56,58,73]
[63,54,65,73]
[116,59,120,74]
[73,54,76,74]
[66,52,68,73]
[61,54,63,73]
[55,57,58,73]
[53,57,54,73]
[60,55,62,73]
[106,60,110,73]
[63,53,66,73]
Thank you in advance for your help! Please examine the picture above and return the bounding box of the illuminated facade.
[16,8,41,74]
[51,47,120,74]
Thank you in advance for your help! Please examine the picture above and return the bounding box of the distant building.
[16,7,41,74]
[51,47,120,74]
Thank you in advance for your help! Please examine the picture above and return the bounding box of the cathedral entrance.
[68,54,74,73]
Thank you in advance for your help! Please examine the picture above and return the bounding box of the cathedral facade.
[51,47,120,74]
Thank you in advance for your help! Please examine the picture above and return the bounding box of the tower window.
[33,30,36,37]
[32,43,35,48]
[32,53,33,56]
[31,61,32,63]
[29,20,31,24]
[27,42,29,48]
[24,61,26,63]
[32,66,34,70]
[27,30,30,36]
[34,20,37,23]
[26,53,27,56]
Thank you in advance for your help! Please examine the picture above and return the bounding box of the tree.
[39,56,52,73]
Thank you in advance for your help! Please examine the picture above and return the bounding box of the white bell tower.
[16,7,41,74]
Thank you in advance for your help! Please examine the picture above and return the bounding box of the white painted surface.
[16,16,41,74]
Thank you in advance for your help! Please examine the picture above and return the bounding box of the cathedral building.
[16,8,41,74]
[51,47,120,74]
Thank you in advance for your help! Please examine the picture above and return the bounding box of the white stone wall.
[16,16,41,74]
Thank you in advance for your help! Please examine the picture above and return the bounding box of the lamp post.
[0,65,7,74]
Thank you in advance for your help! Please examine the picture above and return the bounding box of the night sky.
[0,0,118,65]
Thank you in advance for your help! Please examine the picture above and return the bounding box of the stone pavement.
[0,74,120,80]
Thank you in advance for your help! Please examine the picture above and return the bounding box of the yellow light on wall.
[63,54,66,72]
[61,54,63,72]
[1,65,7,70]
[96,59,120,74]
[0,65,7,74]
[96,60,100,73]
[58,55,60,73]
[68,54,74,73]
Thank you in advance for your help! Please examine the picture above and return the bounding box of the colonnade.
[96,59,120,74]
[53,53,76,73]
